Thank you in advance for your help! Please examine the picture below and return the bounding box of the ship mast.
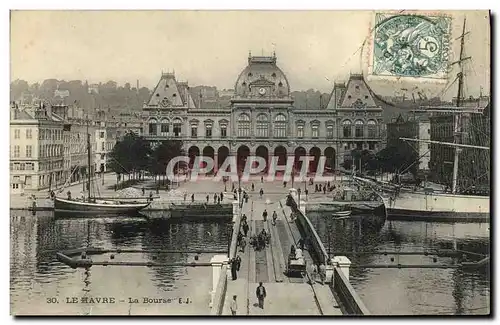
[86,116,92,201]
[451,17,470,194]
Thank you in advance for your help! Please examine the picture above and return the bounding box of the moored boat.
[54,197,150,216]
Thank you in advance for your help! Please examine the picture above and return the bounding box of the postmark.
[370,13,451,79]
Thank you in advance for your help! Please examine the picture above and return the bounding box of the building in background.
[386,113,431,172]
[10,103,65,193]
[142,53,385,173]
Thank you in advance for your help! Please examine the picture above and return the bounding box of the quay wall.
[287,189,370,315]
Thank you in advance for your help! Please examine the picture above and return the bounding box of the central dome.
[234,53,291,98]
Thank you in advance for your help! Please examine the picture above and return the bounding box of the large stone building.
[386,114,431,172]
[142,53,385,173]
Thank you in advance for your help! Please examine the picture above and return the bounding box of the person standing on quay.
[259,188,264,198]
[231,258,238,280]
[262,209,268,222]
[213,193,217,204]
[256,282,267,309]
[230,295,238,315]
[191,193,195,202]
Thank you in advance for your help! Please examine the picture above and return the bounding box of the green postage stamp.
[371,13,451,79]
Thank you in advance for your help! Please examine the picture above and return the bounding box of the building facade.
[10,104,65,193]
[386,114,431,172]
[142,53,385,173]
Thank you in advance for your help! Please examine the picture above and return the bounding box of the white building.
[10,104,65,193]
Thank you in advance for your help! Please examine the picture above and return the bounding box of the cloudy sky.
[10,10,490,98]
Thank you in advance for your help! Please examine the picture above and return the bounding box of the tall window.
[100,131,105,138]
[14,145,19,158]
[14,129,20,139]
[369,142,375,150]
[205,124,213,138]
[148,119,158,135]
[26,129,32,139]
[343,120,352,138]
[326,125,334,139]
[220,124,227,138]
[297,125,304,138]
[256,114,269,138]
[173,119,182,137]
[273,114,287,138]
[101,142,105,151]
[26,145,32,158]
[355,120,364,138]
[161,119,169,135]
[312,125,319,138]
[238,114,251,137]
[367,120,377,138]
[191,125,198,138]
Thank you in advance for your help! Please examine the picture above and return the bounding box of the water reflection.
[308,211,490,315]
[10,211,231,315]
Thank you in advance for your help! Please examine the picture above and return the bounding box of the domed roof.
[234,53,291,98]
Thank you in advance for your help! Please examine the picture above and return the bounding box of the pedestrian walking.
[259,188,264,198]
[323,186,326,194]
[230,295,238,315]
[319,263,326,285]
[243,222,249,237]
[235,255,242,271]
[311,263,318,283]
[261,176,264,183]
[262,209,268,222]
[304,188,309,200]
[206,194,209,203]
[283,181,287,188]
[191,193,195,202]
[149,192,154,202]
[220,192,224,201]
[272,211,277,226]
[142,187,145,195]
[251,183,255,191]
[240,237,246,253]
[213,193,217,204]
[256,282,267,309]
[231,258,238,280]
[217,196,221,204]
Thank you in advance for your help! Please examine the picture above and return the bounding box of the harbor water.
[10,211,231,315]
[308,212,490,315]
[10,210,490,315]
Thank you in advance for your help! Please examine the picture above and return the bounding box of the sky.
[10,10,491,98]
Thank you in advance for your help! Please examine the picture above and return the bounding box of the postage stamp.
[370,13,451,79]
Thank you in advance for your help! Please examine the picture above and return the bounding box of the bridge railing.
[333,267,370,315]
[210,264,229,316]
[287,188,370,315]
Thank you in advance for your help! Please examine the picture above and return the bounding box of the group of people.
[313,181,337,194]
[230,282,267,315]
[249,229,270,251]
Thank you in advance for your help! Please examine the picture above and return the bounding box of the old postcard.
[10,10,490,316]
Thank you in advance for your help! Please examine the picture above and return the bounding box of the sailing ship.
[54,119,151,216]
[376,18,490,221]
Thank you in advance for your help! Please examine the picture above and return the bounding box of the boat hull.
[54,197,150,217]
[382,192,490,222]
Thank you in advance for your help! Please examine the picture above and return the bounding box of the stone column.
[332,256,352,280]
[209,255,229,308]
[213,154,218,174]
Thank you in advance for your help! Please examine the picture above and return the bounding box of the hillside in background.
[11,79,453,121]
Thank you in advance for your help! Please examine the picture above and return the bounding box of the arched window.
[367,120,377,138]
[274,114,287,138]
[148,118,158,135]
[160,118,169,135]
[355,120,364,138]
[238,114,251,137]
[342,120,352,138]
[256,114,269,138]
[173,118,182,137]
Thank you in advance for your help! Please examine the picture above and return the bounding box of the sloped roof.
[147,73,196,108]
